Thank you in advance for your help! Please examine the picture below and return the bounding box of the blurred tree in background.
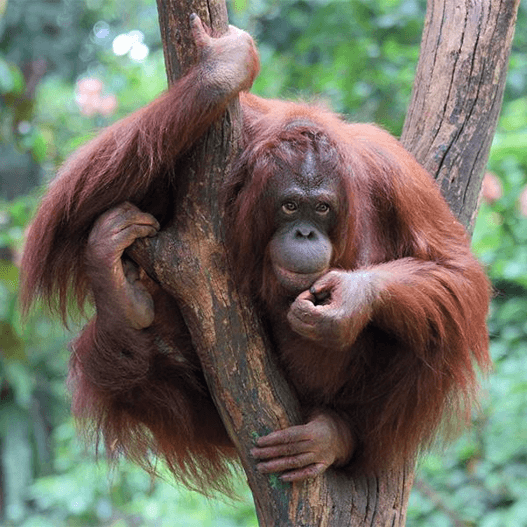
[0,0,526,525]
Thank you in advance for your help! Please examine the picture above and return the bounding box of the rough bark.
[401,0,520,231]
[129,0,519,524]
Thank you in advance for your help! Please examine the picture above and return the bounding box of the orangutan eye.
[315,202,330,214]
[282,201,298,214]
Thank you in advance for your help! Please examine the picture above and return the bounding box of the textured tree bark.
[129,0,518,524]
[401,0,520,231]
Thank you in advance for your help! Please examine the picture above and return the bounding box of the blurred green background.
[1,1,526,526]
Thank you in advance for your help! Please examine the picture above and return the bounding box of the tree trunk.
[401,0,520,232]
[130,0,519,524]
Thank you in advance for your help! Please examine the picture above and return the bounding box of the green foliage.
[0,55,44,198]
[33,48,166,172]
[19,420,258,527]
[1,0,526,525]
[0,198,73,524]
[0,56,24,95]
[0,0,95,80]
[232,0,424,134]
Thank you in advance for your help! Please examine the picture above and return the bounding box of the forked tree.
[126,0,519,524]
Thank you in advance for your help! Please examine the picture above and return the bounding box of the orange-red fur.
[21,68,490,490]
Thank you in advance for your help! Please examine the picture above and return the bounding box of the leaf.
[0,321,25,361]
[30,131,48,164]
[232,0,247,13]
[0,59,25,95]
[0,261,19,294]
[0,57,14,93]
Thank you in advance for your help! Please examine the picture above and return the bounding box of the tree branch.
[401,0,520,231]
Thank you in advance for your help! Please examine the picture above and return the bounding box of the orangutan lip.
[274,265,327,292]
[278,267,324,281]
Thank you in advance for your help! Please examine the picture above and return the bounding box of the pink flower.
[75,78,118,117]
[481,172,502,204]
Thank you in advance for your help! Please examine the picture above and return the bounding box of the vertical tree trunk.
[130,0,519,524]
[401,0,520,231]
